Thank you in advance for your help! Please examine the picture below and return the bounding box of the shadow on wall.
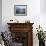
[0,0,2,32]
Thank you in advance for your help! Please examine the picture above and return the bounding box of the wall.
[40,0,46,32]
[2,0,40,30]
[2,0,46,46]
[0,0,2,32]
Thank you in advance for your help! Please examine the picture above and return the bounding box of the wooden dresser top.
[7,23,34,25]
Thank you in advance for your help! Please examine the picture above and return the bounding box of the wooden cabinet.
[7,23,34,46]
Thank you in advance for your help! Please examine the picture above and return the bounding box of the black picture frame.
[14,5,27,16]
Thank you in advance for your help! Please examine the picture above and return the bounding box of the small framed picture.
[14,5,27,16]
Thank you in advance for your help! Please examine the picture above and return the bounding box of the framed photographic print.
[14,5,27,16]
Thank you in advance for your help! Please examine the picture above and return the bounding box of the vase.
[39,40,45,46]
